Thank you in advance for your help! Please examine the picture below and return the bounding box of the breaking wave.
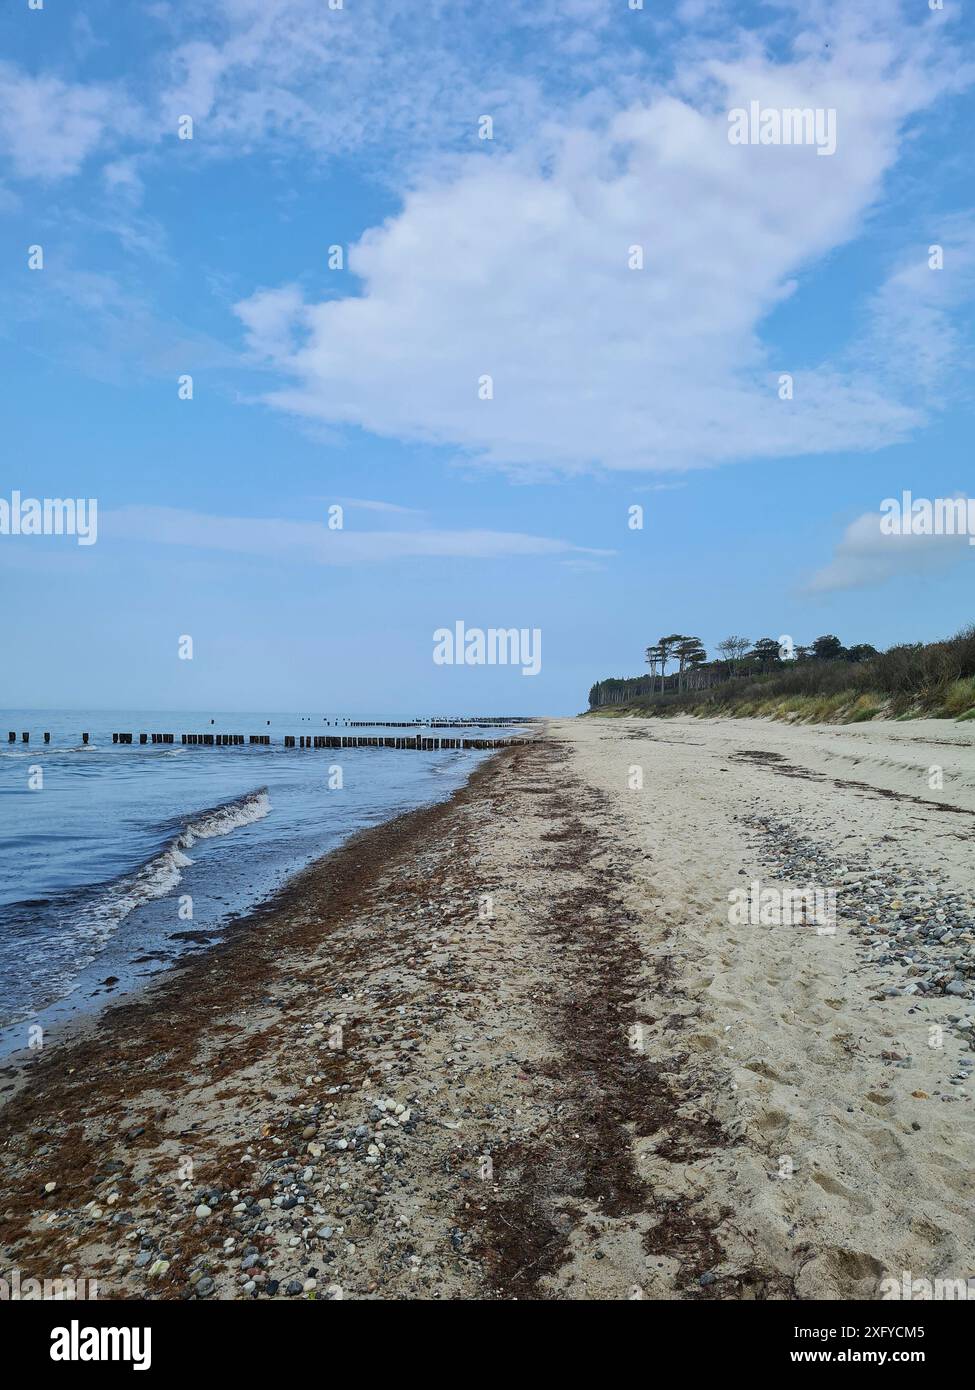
[0,788,271,1027]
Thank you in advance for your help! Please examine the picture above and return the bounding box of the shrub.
[589,625,975,721]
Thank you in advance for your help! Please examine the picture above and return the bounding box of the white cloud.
[231,10,969,476]
[854,213,975,401]
[0,63,131,181]
[159,0,560,164]
[101,505,611,565]
[807,505,974,592]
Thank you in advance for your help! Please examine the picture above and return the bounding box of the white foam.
[178,787,271,847]
[65,788,271,957]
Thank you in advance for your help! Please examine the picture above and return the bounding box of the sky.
[1,0,973,715]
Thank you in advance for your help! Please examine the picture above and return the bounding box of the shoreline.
[0,744,534,1299]
[0,747,506,1107]
[0,741,503,1071]
[2,716,974,1301]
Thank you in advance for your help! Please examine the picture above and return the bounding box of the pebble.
[745,812,975,1050]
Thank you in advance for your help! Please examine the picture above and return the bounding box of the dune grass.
[586,625,975,725]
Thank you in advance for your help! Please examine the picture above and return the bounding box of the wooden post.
[82,732,89,744]
[44,732,50,743]
[21,732,28,743]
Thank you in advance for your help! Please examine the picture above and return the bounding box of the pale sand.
[2,716,973,1300]
[550,714,975,1298]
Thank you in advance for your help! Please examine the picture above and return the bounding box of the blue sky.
[1,0,974,715]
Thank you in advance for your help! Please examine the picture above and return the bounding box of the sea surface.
[0,709,522,1057]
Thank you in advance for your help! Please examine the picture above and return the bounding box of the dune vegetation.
[588,626,975,723]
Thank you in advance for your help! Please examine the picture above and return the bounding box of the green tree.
[749,637,782,672]
[656,634,687,692]
[673,636,706,689]
[644,643,664,691]
[847,643,879,663]
[717,635,750,672]
[812,634,845,661]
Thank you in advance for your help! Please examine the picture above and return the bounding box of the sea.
[0,709,525,1058]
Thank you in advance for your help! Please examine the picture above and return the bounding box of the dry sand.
[1,715,973,1300]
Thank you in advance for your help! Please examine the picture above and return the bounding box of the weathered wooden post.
[82,732,89,744]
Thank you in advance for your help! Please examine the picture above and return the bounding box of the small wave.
[72,788,269,943]
[176,787,271,848]
[0,788,272,1022]
[88,843,192,934]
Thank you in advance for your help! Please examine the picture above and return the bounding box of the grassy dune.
[588,628,975,724]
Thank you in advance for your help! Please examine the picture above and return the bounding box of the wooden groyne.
[11,728,535,751]
[9,731,90,745]
[102,732,532,750]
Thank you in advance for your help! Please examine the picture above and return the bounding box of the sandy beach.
[2,715,974,1301]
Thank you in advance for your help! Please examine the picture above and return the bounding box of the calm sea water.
[0,709,520,1056]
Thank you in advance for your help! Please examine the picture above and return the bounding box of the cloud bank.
[232,9,970,476]
[100,505,611,566]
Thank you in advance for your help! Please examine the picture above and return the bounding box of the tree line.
[589,632,880,707]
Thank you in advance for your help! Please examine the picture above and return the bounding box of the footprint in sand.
[810,1167,874,1214]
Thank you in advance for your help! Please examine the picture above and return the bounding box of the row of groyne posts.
[116,732,531,750]
[9,726,535,751]
[9,731,91,744]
